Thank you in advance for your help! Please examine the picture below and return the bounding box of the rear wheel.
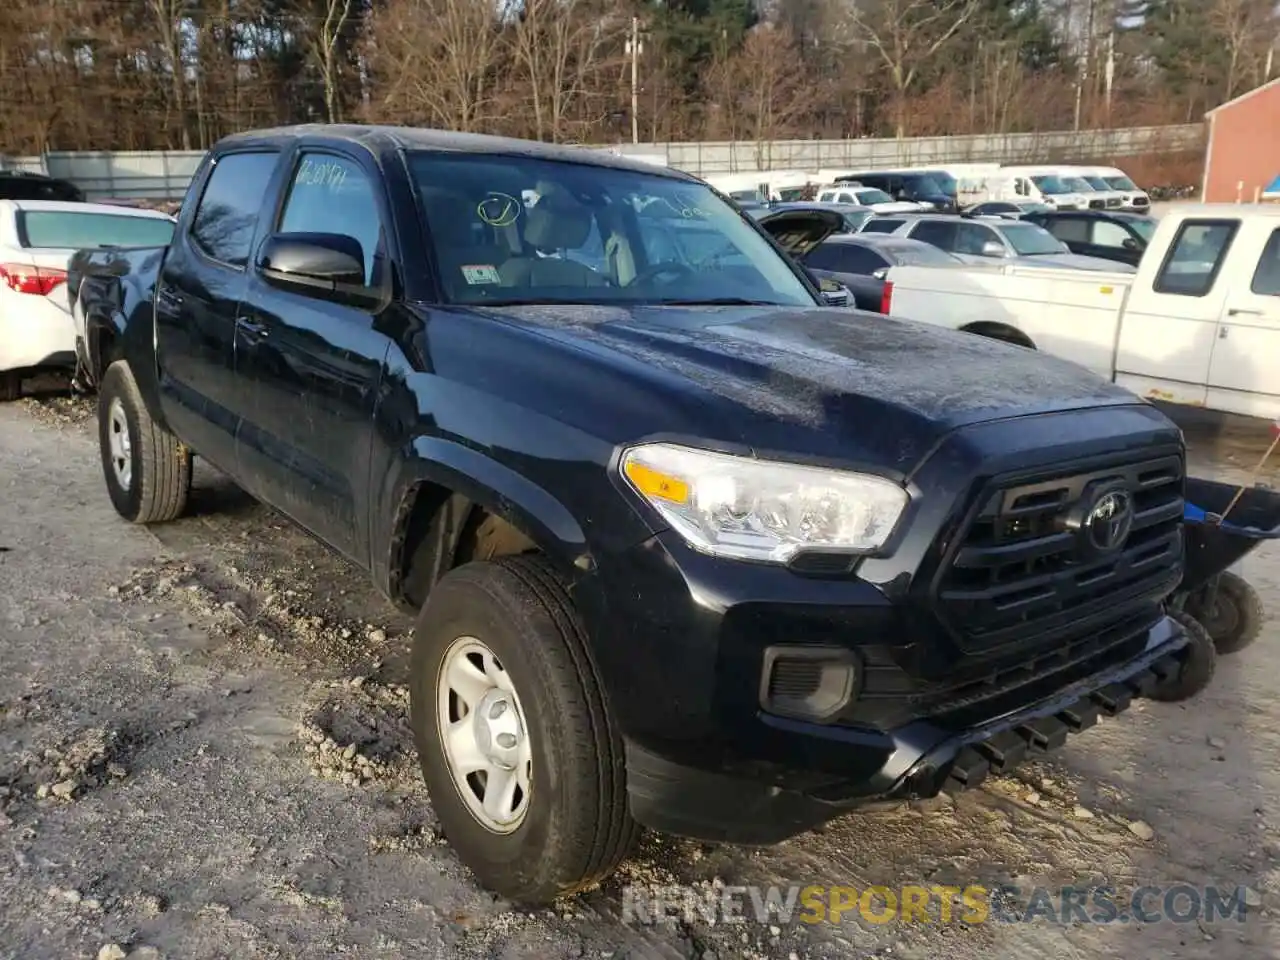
[1149,611,1217,702]
[98,360,192,524]
[1187,571,1265,655]
[410,555,638,904]
[0,371,20,402]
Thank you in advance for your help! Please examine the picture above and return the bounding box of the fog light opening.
[759,646,858,723]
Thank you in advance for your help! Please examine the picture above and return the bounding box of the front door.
[234,148,390,564]
[154,150,283,473]
[1116,217,1241,408]
[1206,223,1280,419]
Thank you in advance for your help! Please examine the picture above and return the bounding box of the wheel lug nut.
[496,733,517,748]
[489,700,507,719]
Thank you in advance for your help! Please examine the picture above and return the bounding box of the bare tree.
[304,0,356,123]
[845,0,980,138]
[369,0,502,130]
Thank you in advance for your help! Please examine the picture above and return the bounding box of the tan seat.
[500,195,609,288]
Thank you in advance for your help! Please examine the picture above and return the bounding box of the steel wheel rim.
[437,636,532,834]
[107,397,132,491]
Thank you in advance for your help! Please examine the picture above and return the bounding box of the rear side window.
[1154,220,1239,297]
[806,243,886,274]
[1252,229,1280,296]
[190,151,280,268]
[909,221,957,249]
[1046,218,1090,243]
[17,211,174,250]
[861,217,903,235]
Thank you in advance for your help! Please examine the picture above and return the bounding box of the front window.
[407,152,815,307]
[922,172,957,196]
[1105,175,1139,191]
[17,210,175,249]
[1030,175,1071,195]
[854,188,894,205]
[1000,223,1068,256]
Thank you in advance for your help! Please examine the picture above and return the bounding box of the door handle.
[1227,307,1263,316]
[238,319,269,338]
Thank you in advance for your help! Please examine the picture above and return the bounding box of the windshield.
[892,244,960,266]
[904,175,945,196]
[17,211,174,249]
[1066,176,1096,193]
[407,152,816,307]
[1030,175,1072,195]
[1019,202,1055,214]
[1105,175,1139,191]
[841,211,873,232]
[1085,176,1113,190]
[1128,218,1156,243]
[921,172,957,196]
[1000,223,1068,256]
[855,188,894,205]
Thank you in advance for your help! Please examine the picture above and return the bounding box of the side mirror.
[980,240,1006,258]
[1122,236,1140,251]
[258,232,376,304]
[872,268,888,280]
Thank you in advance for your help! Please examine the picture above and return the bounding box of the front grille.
[1089,199,1106,209]
[1133,196,1150,208]
[1106,198,1122,208]
[934,452,1184,654]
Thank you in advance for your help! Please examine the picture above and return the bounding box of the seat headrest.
[524,192,594,250]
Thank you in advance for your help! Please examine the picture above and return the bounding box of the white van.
[986,166,1094,211]
[1076,166,1151,211]
[704,170,815,203]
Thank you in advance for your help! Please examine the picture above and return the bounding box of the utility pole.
[627,16,643,145]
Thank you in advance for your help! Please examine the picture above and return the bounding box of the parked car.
[813,185,925,214]
[831,171,957,212]
[0,199,174,400]
[879,213,1133,272]
[964,200,1055,219]
[750,206,857,306]
[882,203,1280,420]
[71,123,1200,905]
[0,170,84,203]
[1021,210,1157,268]
[802,234,963,311]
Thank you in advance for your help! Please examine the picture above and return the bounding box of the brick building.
[1202,77,1280,203]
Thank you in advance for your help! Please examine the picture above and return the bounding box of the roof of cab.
[212,124,700,182]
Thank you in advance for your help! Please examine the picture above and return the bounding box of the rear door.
[1115,217,1240,407]
[1204,222,1280,419]
[234,146,391,563]
[905,220,959,256]
[154,149,285,474]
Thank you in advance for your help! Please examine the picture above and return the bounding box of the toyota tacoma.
[69,124,1208,905]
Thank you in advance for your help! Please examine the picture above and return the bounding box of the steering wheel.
[627,261,696,287]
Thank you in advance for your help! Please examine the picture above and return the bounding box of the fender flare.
[382,437,593,603]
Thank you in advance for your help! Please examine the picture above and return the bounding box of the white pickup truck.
[883,203,1280,421]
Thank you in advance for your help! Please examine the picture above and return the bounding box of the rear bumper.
[0,294,77,373]
[625,613,1188,845]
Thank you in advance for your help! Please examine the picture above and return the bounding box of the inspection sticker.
[462,264,501,285]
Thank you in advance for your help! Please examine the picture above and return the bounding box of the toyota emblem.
[1085,490,1134,553]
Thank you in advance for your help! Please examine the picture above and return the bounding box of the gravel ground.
[3,388,1280,959]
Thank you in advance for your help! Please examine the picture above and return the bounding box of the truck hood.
[474,302,1140,468]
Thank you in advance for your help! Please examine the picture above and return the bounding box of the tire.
[1187,571,1265,655]
[410,554,638,904]
[1148,611,1217,702]
[0,371,20,402]
[98,360,192,524]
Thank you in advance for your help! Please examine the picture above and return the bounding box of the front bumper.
[624,613,1188,845]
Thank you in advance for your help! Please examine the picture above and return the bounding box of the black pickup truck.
[69,124,1210,905]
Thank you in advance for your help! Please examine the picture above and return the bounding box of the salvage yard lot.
[2,391,1280,960]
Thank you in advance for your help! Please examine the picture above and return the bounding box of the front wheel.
[98,360,192,524]
[1149,611,1217,702]
[1187,571,1265,655]
[410,555,638,904]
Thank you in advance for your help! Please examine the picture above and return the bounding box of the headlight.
[620,442,909,563]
